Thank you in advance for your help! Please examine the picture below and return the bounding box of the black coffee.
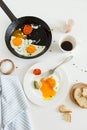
[61,41,73,51]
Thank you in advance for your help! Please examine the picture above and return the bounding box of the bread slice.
[59,105,72,123]
[64,113,71,122]
[69,83,83,104]
[70,83,87,108]
[59,105,72,113]
[70,85,78,104]
[74,87,87,108]
[82,87,87,97]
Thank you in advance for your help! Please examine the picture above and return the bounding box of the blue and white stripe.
[0,75,32,130]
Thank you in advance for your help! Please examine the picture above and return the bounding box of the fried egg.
[10,36,46,56]
[10,36,27,55]
[40,73,60,100]
[10,36,24,49]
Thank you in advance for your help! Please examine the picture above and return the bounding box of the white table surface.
[0,0,87,129]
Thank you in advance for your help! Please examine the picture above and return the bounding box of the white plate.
[23,62,69,107]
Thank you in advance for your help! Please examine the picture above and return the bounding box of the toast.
[59,105,72,113]
[70,83,87,108]
[64,113,71,122]
[59,105,72,122]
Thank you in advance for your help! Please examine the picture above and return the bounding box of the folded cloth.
[0,75,32,130]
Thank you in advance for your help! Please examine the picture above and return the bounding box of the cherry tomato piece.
[23,25,33,35]
[33,68,42,75]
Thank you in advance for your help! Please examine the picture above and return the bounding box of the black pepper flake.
[73,63,75,66]
[84,70,87,72]
[49,50,52,52]
[16,66,18,68]
[75,80,78,82]
[81,69,84,71]
[53,40,56,43]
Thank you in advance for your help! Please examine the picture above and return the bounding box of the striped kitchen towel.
[0,75,32,130]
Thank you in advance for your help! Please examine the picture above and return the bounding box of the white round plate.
[23,62,69,107]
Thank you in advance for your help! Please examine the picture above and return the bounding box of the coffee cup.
[58,35,76,53]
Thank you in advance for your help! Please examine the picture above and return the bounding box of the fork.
[44,55,73,76]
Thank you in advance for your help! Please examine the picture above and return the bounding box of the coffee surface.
[61,41,73,51]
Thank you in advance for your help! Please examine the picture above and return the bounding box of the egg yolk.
[46,77,56,88]
[12,37,22,46]
[40,77,56,99]
[26,45,36,54]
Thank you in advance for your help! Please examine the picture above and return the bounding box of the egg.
[10,36,27,55]
[10,36,24,48]
[10,36,46,57]
[40,73,60,100]
[26,45,37,54]
[25,44,45,56]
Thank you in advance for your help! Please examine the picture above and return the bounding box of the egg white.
[10,36,46,56]
[48,73,60,92]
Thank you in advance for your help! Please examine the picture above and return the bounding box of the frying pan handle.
[0,0,18,22]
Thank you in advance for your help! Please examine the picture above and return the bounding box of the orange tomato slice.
[23,24,33,35]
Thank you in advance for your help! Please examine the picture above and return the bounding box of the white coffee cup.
[58,35,76,53]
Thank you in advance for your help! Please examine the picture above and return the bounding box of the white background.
[0,0,87,130]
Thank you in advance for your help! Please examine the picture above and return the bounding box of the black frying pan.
[0,0,52,59]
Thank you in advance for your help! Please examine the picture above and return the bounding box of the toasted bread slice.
[64,113,71,122]
[82,87,87,97]
[59,105,72,113]
[70,85,78,104]
[74,87,87,108]
[70,83,87,108]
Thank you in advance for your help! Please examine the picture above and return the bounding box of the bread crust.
[59,105,72,113]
